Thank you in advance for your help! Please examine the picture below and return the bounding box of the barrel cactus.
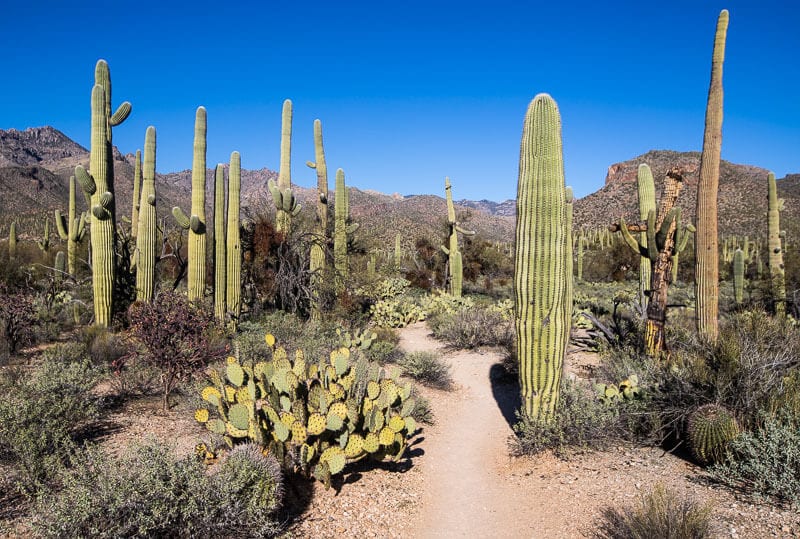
[687,403,739,465]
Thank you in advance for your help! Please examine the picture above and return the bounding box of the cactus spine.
[135,127,157,302]
[75,60,131,327]
[213,164,226,322]
[226,152,242,327]
[269,99,300,235]
[695,9,729,343]
[513,94,571,421]
[636,164,656,304]
[172,106,208,301]
[306,119,328,319]
[441,177,474,297]
[131,149,141,240]
[55,175,87,276]
[767,172,786,315]
[733,248,744,305]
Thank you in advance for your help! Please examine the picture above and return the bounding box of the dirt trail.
[399,322,540,538]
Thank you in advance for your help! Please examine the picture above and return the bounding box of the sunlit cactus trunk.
[767,172,786,315]
[695,9,729,343]
[307,119,329,320]
[513,93,571,421]
[733,248,744,305]
[135,126,157,302]
[226,152,242,327]
[334,169,349,294]
[55,175,87,276]
[172,107,208,301]
[213,164,226,322]
[131,149,141,241]
[269,100,301,235]
[75,60,131,327]
[636,164,656,306]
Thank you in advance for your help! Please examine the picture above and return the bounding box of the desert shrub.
[0,284,37,358]
[363,338,402,364]
[397,351,453,390]
[595,483,713,539]
[0,357,100,492]
[512,377,624,457]
[39,341,88,364]
[408,386,435,424]
[108,356,162,399]
[33,440,283,538]
[709,415,800,506]
[428,306,513,349]
[249,311,340,358]
[79,324,128,365]
[127,291,227,410]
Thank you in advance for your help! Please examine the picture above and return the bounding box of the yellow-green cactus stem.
[226,151,242,327]
[173,106,208,301]
[36,218,50,253]
[136,126,157,302]
[7,221,16,259]
[513,93,571,421]
[733,248,744,305]
[55,175,87,276]
[213,163,226,322]
[131,149,141,240]
[695,9,729,343]
[636,164,656,304]
[441,177,475,297]
[767,172,786,315]
[334,168,350,293]
[76,60,131,327]
[271,99,300,234]
[307,119,328,319]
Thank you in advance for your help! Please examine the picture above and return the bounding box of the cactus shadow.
[489,363,521,429]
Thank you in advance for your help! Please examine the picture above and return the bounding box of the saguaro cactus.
[441,177,475,297]
[213,164,226,322]
[513,94,571,421]
[36,218,51,253]
[269,99,301,235]
[334,168,358,293]
[172,106,208,301]
[306,119,328,319]
[767,172,786,315]
[394,233,402,271]
[636,164,656,305]
[695,9,729,343]
[615,167,691,356]
[226,151,242,327]
[8,221,17,259]
[131,149,142,240]
[733,248,744,305]
[75,59,131,327]
[135,127,157,302]
[55,175,87,276]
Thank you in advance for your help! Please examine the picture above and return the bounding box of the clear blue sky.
[1,1,797,201]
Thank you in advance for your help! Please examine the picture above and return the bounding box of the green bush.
[512,377,624,457]
[397,351,453,390]
[33,440,283,538]
[709,415,800,506]
[79,324,127,365]
[428,306,513,349]
[595,484,713,539]
[0,357,100,492]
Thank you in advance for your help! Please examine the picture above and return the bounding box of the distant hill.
[0,129,796,250]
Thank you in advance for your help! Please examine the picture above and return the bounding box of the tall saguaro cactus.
[695,9,729,343]
[75,59,131,327]
[269,99,301,235]
[636,164,656,305]
[441,177,475,297]
[226,152,242,327]
[733,248,745,305]
[334,168,358,294]
[172,106,208,301]
[55,175,87,276]
[213,164,226,322]
[513,93,571,421]
[8,221,17,259]
[615,167,691,356]
[131,149,142,240]
[306,119,329,319]
[767,172,786,315]
[136,127,157,302]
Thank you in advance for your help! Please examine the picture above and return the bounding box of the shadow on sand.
[489,363,521,430]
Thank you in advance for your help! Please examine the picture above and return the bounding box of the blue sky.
[1,1,797,201]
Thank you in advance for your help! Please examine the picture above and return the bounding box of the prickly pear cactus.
[687,403,739,465]
[195,334,417,488]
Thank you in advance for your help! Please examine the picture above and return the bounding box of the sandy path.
[399,322,540,538]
